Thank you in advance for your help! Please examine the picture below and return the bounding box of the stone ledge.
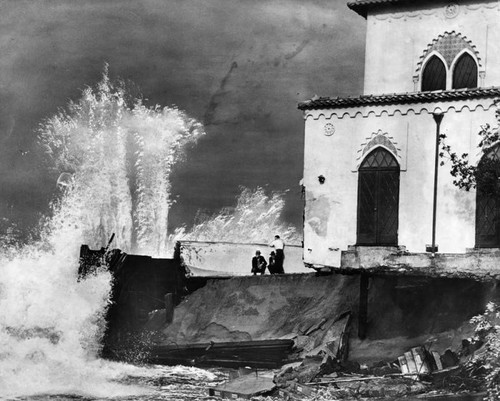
[337,246,500,281]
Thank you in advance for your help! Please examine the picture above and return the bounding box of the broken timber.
[209,374,275,400]
[149,339,294,368]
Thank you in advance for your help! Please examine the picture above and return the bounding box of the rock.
[335,381,361,392]
[319,354,340,376]
[441,349,459,368]
[296,363,321,383]
[304,318,327,335]
[384,383,409,397]
[274,356,323,385]
[341,360,361,373]
[294,335,314,353]
[278,361,303,375]
[358,381,384,398]
[371,360,387,368]
[372,364,400,376]
[302,355,322,366]
[408,382,428,394]
[461,338,483,356]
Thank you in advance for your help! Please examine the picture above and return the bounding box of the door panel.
[376,170,399,245]
[357,171,378,244]
[476,190,499,247]
[475,146,500,248]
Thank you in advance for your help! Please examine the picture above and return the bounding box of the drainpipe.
[430,111,444,255]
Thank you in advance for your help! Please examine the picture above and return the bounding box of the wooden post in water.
[165,293,174,324]
[358,272,369,339]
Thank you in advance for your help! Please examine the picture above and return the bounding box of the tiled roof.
[347,0,422,18]
[297,87,500,111]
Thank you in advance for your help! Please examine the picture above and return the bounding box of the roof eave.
[346,1,368,18]
[297,87,500,111]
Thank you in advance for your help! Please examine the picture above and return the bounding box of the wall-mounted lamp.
[318,175,325,184]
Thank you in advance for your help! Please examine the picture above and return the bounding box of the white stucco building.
[299,0,500,278]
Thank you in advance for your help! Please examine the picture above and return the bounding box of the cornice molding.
[304,101,497,120]
[372,1,499,20]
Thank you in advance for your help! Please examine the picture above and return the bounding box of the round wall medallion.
[444,3,459,18]
[324,123,335,136]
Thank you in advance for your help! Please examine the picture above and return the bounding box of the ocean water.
[0,71,299,400]
[1,364,227,400]
[0,71,207,400]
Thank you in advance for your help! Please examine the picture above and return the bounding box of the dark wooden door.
[475,192,499,247]
[357,148,400,245]
[476,145,500,248]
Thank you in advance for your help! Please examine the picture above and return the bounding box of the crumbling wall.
[149,273,499,364]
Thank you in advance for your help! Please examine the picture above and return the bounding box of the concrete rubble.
[141,273,495,399]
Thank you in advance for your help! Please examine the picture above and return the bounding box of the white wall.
[180,241,307,276]
[363,1,500,94]
[302,98,498,268]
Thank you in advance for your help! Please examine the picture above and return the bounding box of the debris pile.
[207,333,488,399]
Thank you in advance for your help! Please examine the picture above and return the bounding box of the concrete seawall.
[147,272,500,364]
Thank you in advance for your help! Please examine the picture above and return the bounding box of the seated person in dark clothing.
[251,250,267,275]
[268,251,278,274]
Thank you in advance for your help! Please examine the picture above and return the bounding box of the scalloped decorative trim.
[304,101,496,120]
[356,130,402,167]
[373,1,499,20]
[416,31,482,73]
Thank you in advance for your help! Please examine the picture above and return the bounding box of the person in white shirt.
[269,235,285,273]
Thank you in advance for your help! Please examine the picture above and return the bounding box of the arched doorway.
[357,147,400,245]
[476,145,500,247]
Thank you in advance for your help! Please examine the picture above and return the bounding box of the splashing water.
[173,186,301,244]
[0,69,205,399]
[39,67,204,256]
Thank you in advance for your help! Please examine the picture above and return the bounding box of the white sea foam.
[173,186,301,244]
[0,68,205,399]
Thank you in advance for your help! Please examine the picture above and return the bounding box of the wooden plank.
[411,347,430,374]
[292,382,317,396]
[337,312,352,362]
[210,376,275,399]
[154,339,293,350]
[278,389,302,401]
[150,339,293,368]
[432,351,443,371]
[404,351,417,373]
[398,355,409,374]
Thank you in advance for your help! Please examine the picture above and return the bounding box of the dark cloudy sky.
[0,0,365,235]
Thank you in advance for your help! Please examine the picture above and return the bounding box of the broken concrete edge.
[305,263,500,281]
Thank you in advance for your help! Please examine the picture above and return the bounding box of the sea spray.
[0,69,205,398]
[173,186,301,244]
[39,67,205,256]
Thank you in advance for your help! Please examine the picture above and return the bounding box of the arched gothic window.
[452,53,478,89]
[421,55,446,91]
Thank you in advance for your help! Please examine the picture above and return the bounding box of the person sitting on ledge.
[251,250,267,275]
[268,251,278,274]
